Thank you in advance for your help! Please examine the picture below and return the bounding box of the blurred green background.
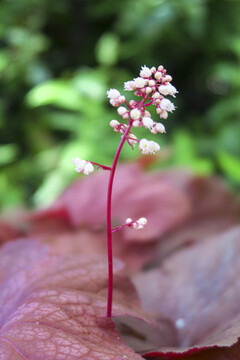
[0,0,240,209]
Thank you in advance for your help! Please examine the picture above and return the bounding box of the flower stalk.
[72,65,178,318]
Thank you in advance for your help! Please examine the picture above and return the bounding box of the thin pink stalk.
[106,94,149,318]
[106,122,132,318]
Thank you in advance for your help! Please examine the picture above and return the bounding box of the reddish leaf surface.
[0,239,176,360]
[48,163,191,242]
[133,226,240,359]
[154,174,240,262]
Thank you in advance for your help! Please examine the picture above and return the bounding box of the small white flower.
[125,218,133,224]
[152,92,161,99]
[166,84,178,97]
[160,99,175,112]
[145,86,152,94]
[151,66,156,73]
[120,124,128,133]
[158,85,169,96]
[142,116,154,129]
[148,79,156,87]
[164,75,172,82]
[139,138,149,155]
[107,88,120,99]
[154,71,162,81]
[139,139,160,155]
[160,110,168,119]
[72,157,86,173]
[132,120,140,127]
[159,84,178,97]
[128,134,138,146]
[147,140,160,154]
[124,81,136,91]
[110,119,120,128]
[83,162,94,175]
[117,106,128,116]
[134,77,146,88]
[119,95,126,103]
[158,65,164,71]
[130,108,141,120]
[151,127,157,135]
[138,217,148,226]
[140,65,152,78]
[155,123,166,133]
[133,222,143,230]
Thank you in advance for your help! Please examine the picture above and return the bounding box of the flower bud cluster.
[123,65,177,120]
[107,89,126,107]
[72,157,94,175]
[139,138,160,155]
[107,65,178,156]
[125,217,147,230]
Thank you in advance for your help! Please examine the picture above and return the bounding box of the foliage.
[1,164,240,359]
[1,0,240,208]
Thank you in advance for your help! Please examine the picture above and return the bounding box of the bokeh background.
[1,0,240,210]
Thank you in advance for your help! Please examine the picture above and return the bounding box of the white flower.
[139,139,160,155]
[72,157,86,173]
[128,134,138,146]
[124,81,136,91]
[134,77,146,88]
[130,108,141,120]
[164,75,172,82]
[160,99,175,112]
[158,85,169,96]
[151,67,156,73]
[154,71,162,81]
[133,222,143,230]
[140,65,152,78]
[155,123,166,133]
[148,79,156,87]
[125,218,133,224]
[132,120,140,127]
[133,217,147,230]
[160,110,168,119]
[159,84,178,97]
[138,217,147,226]
[117,106,128,116]
[110,120,120,131]
[147,140,160,154]
[152,92,161,99]
[110,119,120,127]
[142,116,154,129]
[166,84,178,97]
[83,162,94,175]
[139,138,149,155]
[145,86,152,94]
[107,88,120,99]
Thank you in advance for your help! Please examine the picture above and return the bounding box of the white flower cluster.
[139,138,160,155]
[107,89,125,107]
[122,65,177,120]
[72,157,94,175]
[126,217,147,230]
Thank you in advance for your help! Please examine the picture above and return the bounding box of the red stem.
[106,93,148,318]
[106,122,132,317]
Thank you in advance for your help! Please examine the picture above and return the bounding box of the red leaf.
[133,226,240,359]
[0,240,175,359]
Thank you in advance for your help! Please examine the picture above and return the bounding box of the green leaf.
[218,151,240,183]
[0,144,18,166]
[95,32,120,66]
[26,80,84,111]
